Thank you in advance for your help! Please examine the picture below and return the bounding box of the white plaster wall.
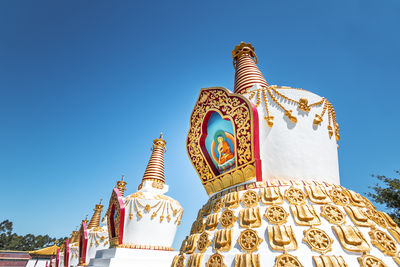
[26,259,49,267]
[85,225,109,265]
[244,85,340,185]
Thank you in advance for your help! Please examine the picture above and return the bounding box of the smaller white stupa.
[89,134,183,267]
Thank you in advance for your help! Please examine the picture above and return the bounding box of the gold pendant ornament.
[220,209,237,228]
[357,254,387,267]
[239,207,262,228]
[264,116,274,127]
[187,253,204,267]
[298,98,311,112]
[313,114,323,125]
[224,192,240,209]
[267,225,298,251]
[290,204,321,226]
[237,229,263,253]
[369,228,397,256]
[344,206,371,227]
[312,255,347,267]
[264,205,289,225]
[197,232,211,253]
[303,227,333,254]
[184,234,199,254]
[284,187,307,205]
[274,253,303,267]
[260,187,284,205]
[329,189,350,206]
[241,190,259,207]
[331,225,370,253]
[305,185,330,204]
[214,229,233,252]
[234,253,260,267]
[206,253,226,267]
[205,213,219,231]
[284,110,298,123]
[320,204,346,225]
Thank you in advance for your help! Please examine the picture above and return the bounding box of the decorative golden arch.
[78,222,88,266]
[186,87,261,195]
[106,188,125,247]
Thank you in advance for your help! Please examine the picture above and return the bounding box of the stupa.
[88,134,183,267]
[171,43,400,267]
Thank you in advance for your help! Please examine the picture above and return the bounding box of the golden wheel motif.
[206,253,226,267]
[320,204,345,225]
[213,198,224,213]
[369,229,397,256]
[365,209,387,228]
[264,205,288,225]
[329,189,350,206]
[241,190,259,207]
[237,229,263,253]
[284,187,307,205]
[197,232,211,253]
[274,253,303,267]
[303,227,333,254]
[219,210,237,228]
[357,254,387,267]
[176,255,185,267]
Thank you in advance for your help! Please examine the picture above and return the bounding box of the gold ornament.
[190,218,204,234]
[284,187,307,205]
[298,98,310,112]
[290,205,321,226]
[220,209,237,228]
[214,229,233,252]
[241,190,259,207]
[267,225,298,251]
[234,253,260,267]
[313,114,323,125]
[284,110,298,123]
[357,254,387,267]
[381,212,398,228]
[369,228,397,256]
[260,187,284,205]
[344,206,371,227]
[327,125,333,138]
[312,255,347,267]
[187,253,204,267]
[171,254,185,267]
[274,253,303,267]
[329,189,350,206]
[237,229,263,253]
[206,253,226,267]
[331,225,370,253]
[197,232,211,253]
[303,227,333,254]
[264,205,289,225]
[184,234,199,254]
[344,189,365,207]
[264,116,274,127]
[305,185,330,204]
[202,201,213,217]
[320,204,346,225]
[388,228,400,244]
[224,192,240,209]
[364,208,388,228]
[213,198,224,213]
[205,213,219,231]
[239,207,262,228]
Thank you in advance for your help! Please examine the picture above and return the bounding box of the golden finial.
[232,42,257,67]
[152,132,167,152]
[140,133,167,186]
[116,174,127,197]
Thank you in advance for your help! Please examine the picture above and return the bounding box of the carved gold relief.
[329,189,350,206]
[213,198,224,213]
[206,253,226,267]
[290,205,321,226]
[306,185,330,204]
[393,257,400,266]
[312,255,347,267]
[214,229,233,252]
[187,253,204,267]
[388,228,400,244]
[274,253,303,267]
[332,225,370,253]
[344,206,371,227]
[364,208,388,228]
[264,205,289,225]
[197,232,211,253]
[241,190,259,207]
[184,234,199,254]
[237,229,263,253]
[190,218,205,234]
[205,213,219,231]
[267,225,298,251]
[320,205,345,225]
[239,207,262,228]
[171,254,185,267]
[234,253,260,267]
[260,187,283,205]
[381,212,398,228]
[303,227,333,254]
[202,201,213,217]
[220,209,237,228]
[369,228,397,256]
[357,254,387,267]
[284,187,307,205]
[344,189,365,207]
[224,192,239,209]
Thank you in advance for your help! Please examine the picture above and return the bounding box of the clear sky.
[0,0,399,249]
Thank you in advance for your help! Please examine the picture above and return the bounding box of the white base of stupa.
[88,248,178,267]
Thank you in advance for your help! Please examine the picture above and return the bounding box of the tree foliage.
[367,170,400,224]
[0,219,67,251]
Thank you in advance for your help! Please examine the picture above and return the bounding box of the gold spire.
[140,133,167,186]
[70,229,79,243]
[116,174,127,197]
[232,42,268,94]
[82,214,88,225]
[88,199,103,229]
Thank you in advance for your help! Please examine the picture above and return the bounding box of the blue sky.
[0,0,399,249]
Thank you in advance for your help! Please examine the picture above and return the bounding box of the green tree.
[367,170,400,224]
[0,219,67,251]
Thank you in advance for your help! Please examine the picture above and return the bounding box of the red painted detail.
[114,188,126,244]
[64,239,69,267]
[79,221,88,265]
[56,249,59,267]
[249,101,262,181]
